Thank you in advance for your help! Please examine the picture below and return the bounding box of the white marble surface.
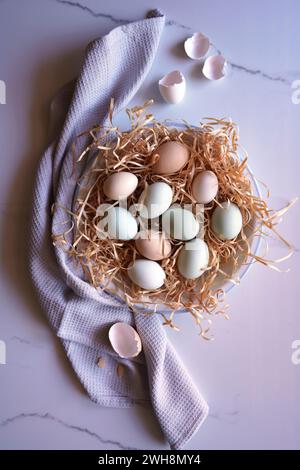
[0,0,300,450]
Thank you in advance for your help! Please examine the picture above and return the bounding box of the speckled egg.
[211,201,243,240]
[152,141,189,175]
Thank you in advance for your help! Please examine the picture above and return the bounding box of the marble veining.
[0,412,137,450]
[53,0,294,86]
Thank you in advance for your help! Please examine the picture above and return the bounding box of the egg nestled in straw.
[138,182,173,219]
[135,230,171,261]
[191,170,218,204]
[151,141,189,175]
[211,201,243,240]
[103,172,138,200]
[162,205,200,241]
[127,259,166,290]
[177,238,209,280]
[97,206,138,241]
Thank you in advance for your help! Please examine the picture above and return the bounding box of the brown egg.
[135,230,172,261]
[151,141,189,175]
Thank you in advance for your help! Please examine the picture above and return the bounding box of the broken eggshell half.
[202,55,230,80]
[108,322,142,359]
[184,32,210,60]
[158,70,186,104]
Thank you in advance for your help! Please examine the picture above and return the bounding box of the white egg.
[97,206,138,240]
[211,201,242,240]
[108,322,142,359]
[177,238,209,280]
[127,259,166,290]
[158,70,186,104]
[139,182,173,219]
[162,205,200,240]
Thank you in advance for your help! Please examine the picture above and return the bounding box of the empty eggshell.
[159,70,186,104]
[192,170,219,204]
[162,205,200,241]
[211,201,243,240]
[184,32,210,60]
[177,238,209,280]
[127,259,166,290]
[139,182,173,219]
[108,322,142,359]
[202,55,230,80]
[103,172,138,200]
[135,230,171,261]
[151,141,189,175]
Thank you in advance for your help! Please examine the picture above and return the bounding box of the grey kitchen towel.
[29,11,209,450]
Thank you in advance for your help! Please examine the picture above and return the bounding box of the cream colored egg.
[211,201,242,240]
[152,141,189,175]
[135,230,171,261]
[103,172,138,200]
[127,259,166,290]
[192,170,218,204]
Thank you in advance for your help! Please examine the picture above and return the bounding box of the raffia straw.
[52,100,296,337]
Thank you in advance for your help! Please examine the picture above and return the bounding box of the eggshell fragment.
[139,182,173,219]
[162,205,200,241]
[152,141,189,175]
[159,70,186,104]
[177,238,209,280]
[103,172,138,200]
[184,32,210,60]
[108,322,142,359]
[211,201,243,240]
[98,207,138,240]
[202,55,229,80]
[127,259,166,290]
[135,230,171,261]
[191,170,218,204]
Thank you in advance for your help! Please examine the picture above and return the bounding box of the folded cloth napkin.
[29,10,209,450]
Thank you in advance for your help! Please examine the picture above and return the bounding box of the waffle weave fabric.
[29,11,209,450]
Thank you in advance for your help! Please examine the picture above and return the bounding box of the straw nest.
[52,100,295,337]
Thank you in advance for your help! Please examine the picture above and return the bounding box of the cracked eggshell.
[159,70,186,104]
[184,32,210,60]
[108,322,142,359]
[202,55,230,80]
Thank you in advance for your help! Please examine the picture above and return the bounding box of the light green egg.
[177,238,209,280]
[211,201,242,240]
